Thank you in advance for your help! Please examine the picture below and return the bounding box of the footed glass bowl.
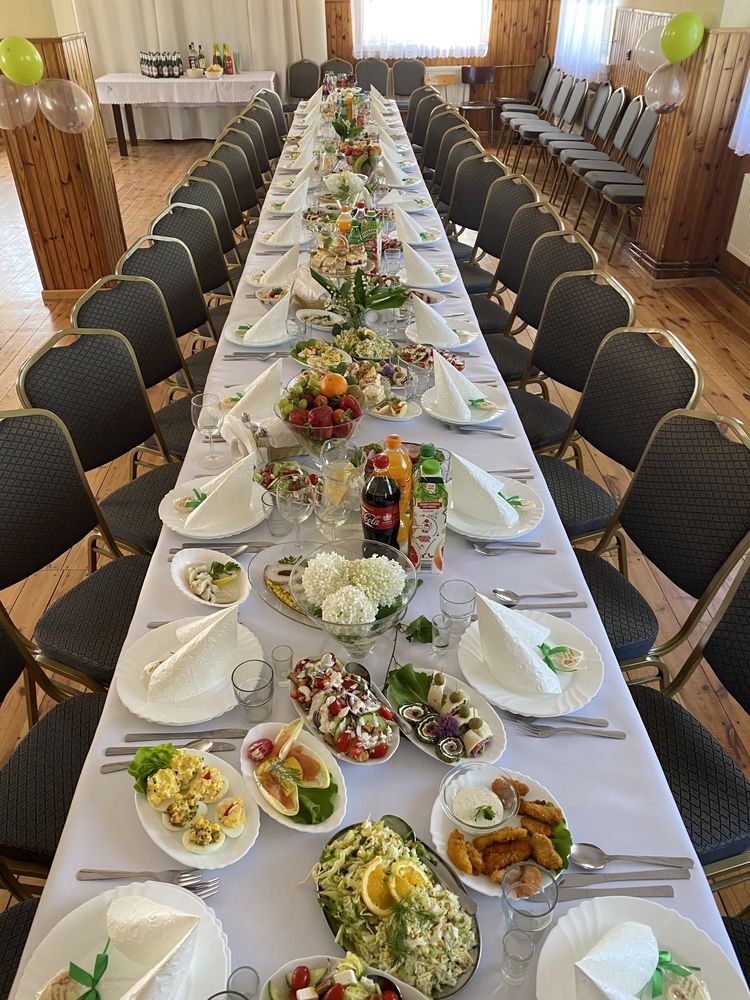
[274,397,364,463]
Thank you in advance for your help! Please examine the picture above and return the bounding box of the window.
[554,0,617,82]
[351,0,492,60]
[729,72,750,157]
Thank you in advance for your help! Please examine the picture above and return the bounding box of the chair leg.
[560,174,579,217]
[511,135,525,172]
[615,529,629,578]
[573,185,592,230]
[608,208,629,262]
[522,142,535,176]
[588,196,608,246]
[23,665,39,727]
[531,147,545,183]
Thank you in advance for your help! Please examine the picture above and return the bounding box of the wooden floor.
[1,135,749,916]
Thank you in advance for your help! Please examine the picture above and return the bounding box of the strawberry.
[339,394,362,418]
[313,394,329,408]
[332,409,351,438]
[288,409,309,426]
[308,405,333,427]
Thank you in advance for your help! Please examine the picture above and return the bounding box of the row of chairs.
[286,56,426,111]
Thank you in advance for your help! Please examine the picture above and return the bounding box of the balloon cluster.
[0,36,95,133]
[634,12,704,116]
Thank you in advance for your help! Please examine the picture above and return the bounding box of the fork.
[516,721,627,739]
[452,425,515,439]
[78,868,219,889]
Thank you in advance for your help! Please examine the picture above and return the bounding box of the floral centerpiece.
[311,268,407,328]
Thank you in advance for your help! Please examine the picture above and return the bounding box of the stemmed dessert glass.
[276,475,314,545]
[191,392,226,470]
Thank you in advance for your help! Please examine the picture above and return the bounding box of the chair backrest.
[411,93,446,148]
[168,176,235,255]
[228,116,271,176]
[438,138,484,206]
[288,59,320,101]
[512,230,598,330]
[624,107,658,165]
[0,612,27,704]
[583,81,612,135]
[448,154,508,231]
[537,67,564,114]
[615,411,750,601]
[0,409,114,589]
[461,65,495,86]
[431,124,479,189]
[422,109,466,171]
[256,88,287,138]
[560,78,588,128]
[610,95,644,156]
[392,58,426,97]
[593,86,626,143]
[571,326,701,470]
[150,203,232,296]
[640,131,656,171]
[476,174,540,260]
[528,55,551,101]
[243,104,282,159]
[549,74,575,122]
[701,559,750,713]
[211,141,259,215]
[356,57,389,93]
[321,58,353,78]
[495,202,564,294]
[117,235,209,339]
[17,329,170,471]
[72,274,185,389]
[188,159,243,230]
[224,123,267,187]
[406,84,439,132]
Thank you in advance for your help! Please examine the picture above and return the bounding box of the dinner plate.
[170,547,251,609]
[270,176,295,190]
[447,477,544,540]
[134,751,260,870]
[245,267,278,287]
[257,230,313,249]
[116,616,262,724]
[399,265,458,289]
[404,322,479,348]
[421,384,508,426]
[407,289,446,306]
[225,323,291,350]
[401,227,444,247]
[264,956,429,1000]
[369,398,423,422]
[392,196,433,213]
[389,174,421,189]
[13,881,230,1000]
[385,669,507,766]
[247,542,321,628]
[430,769,568,898]
[536,897,749,999]
[240,722,347,833]
[159,476,266,539]
[255,286,289,308]
[296,308,346,332]
[457,610,605,717]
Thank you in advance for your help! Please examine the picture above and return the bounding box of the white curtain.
[351,0,492,59]
[554,0,616,82]
[73,0,327,140]
[729,70,750,157]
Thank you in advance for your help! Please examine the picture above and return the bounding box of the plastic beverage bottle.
[361,454,401,551]
[336,205,353,238]
[408,459,447,572]
[384,435,412,553]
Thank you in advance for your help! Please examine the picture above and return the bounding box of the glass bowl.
[274,396,364,463]
[439,762,520,836]
[288,538,418,657]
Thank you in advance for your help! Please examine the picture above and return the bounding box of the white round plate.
[264,956,429,1000]
[388,670,506,766]
[396,196,433,213]
[268,199,304,217]
[421,384,508,425]
[402,228,444,247]
[116,616,262,724]
[245,268,270,286]
[290,680,400,766]
[369,399,422,422]
[399,265,458,289]
[271,176,295,190]
[225,324,291,350]
[240,722,347,833]
[159,476,265,539]
[404,322,479,348]
[400,159,419,172]
[536,897,749,1000]
[407,289,446,307]
[295,308,346,332]
[13,881,230,1000]
[290,344,352,368]
[447,478,544,540]
[134,751,259,870]
[457,610,604,717]
[430,769,567,897]
[170,547,251,610]
[390,175,421,189]
[257,231,313,249]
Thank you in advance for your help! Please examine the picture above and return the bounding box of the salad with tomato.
[289,652,396,763]
[266,953,407,1000]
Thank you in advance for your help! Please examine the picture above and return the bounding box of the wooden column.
[3,33,126,300]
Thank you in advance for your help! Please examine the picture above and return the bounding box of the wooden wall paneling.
[609,7,670,96]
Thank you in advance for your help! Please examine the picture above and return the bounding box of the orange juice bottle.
[336,205,353,238]
[384,434,412,552]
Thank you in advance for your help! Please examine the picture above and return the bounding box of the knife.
[562,868,691,887]
[558,885,675,901]
[124,729,247,742]
[101,748,234,773]
[105,741,236,757]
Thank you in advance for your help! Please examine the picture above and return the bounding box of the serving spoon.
[570,842,694,871]
[346,661,413,736]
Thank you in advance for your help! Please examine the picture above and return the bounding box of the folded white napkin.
[378,132,400,157]
[393,205,428,245]
[222,360,297,459]
[370,84,384,105]
[293,266,331,309]
[451,454,519,528]
[475,594,560,695]
[237,293,290,346]
[184,454,256,533]
[267,210,304,245]
[574,922,659,1000]
[144,606,238,702]
[277,179,309,214]
[432,349,486,412]
[259,245,299,286]
[288,146,313,170]
[433,350,471,421]
[289,158,316,189]
[402,242,442,287]
[379,189,408,207]
[411,295,460,347]
[382,156,409,187]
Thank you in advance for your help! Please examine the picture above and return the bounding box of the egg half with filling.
[170,749,204,790]
[188,765,228,803]
[182,815,226,854]
[216,796,247,838]
[161,793,207,832]
[146,768,180,811]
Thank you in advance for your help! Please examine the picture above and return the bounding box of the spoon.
[346,661,412,736]
[100,738,217,774]
[570,842,695,871]
[493,588,580,606]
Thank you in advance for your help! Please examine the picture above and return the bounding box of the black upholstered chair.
[444,153,507,263]
[588,132,656,252]
[355,57,389,93]
[515,77,589,177]
[0,409,151,711]
[723,917,750,978]
[242,102,282,161]
[150,203,237,300]
[577,410,750,681]
[508,74,578,172]
[211,140,261,221]
[285,59,320,112]
[420,108,466,176]
[547,86,626,202]
[458,65,496,143]
[168,176,241,265]
[538,81,614,192]
[428,123,479,197]
[321,57,353,79]
[187,158,253,248]
[226,116,273,183]
[405,84,439,134]
[410,92,446,153]
[535,326,700,541]
[392,58,426,109]
[494,54,550,116]
[18,329,180,564]
[434,137,484,214]
[0,898,39,985]
[496,66,563,154]
[255,88,287,140]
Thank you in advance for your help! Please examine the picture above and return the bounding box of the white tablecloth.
[95,72,276,107]
[11,102,746,999]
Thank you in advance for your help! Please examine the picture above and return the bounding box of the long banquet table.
[11,98,745,997]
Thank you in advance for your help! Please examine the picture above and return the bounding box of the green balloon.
[661,12,705,63]
[0,36,44,86]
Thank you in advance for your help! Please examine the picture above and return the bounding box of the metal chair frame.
[497,66,564,156]
[392,58,426,100]
[411,93,446,149]
[187,157,251,239]
[168,175,240,261]
[150,202,236,301]
[517,77,590,179]
[405,84,440,134]
[548,86,626,202]
[429,123,480,195]
[539,81,612,192]
[445,153,508,242]
[286,59,320,107]
[226,116,272,183]
[255,88,287,140]
[509,74,579,173]
[210,140,261,220]
[420,107,466,173]
[435,137,484,211]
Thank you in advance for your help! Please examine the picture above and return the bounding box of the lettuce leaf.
[128,743,177,795]
[386,663,431,708]
[292,779,338,825]
[550,817,573,871]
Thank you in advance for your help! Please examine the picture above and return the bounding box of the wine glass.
[312,481,349,541]
[276,477,314,545]
[191,393,227,470]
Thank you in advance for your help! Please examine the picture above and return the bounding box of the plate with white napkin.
[258,210,313,248]
[268,178,310,216]
[537,897,747,999]
[422,350,506,425]
[116,609,263,723]
[221,361,298,461]
[159,461,265,539]
[226,293,292,350]
[458,597,604,716]
[405,295,477,348]
[380,190,432,212]
[448,454,544,539]
[398,243,457,288]
[382,156,420,189]
[245,245,299,289]
[393,205,442,246]
[13,882,229,1000]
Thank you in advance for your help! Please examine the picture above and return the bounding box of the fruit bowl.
[275,370,366,461]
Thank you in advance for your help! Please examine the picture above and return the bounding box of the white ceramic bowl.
[170,548,251,610]
[186,67,204,79]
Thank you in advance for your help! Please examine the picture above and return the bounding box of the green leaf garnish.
[208,561,240,582]
[550,816,573,871]
[499,492,525,508]
[292,778,339,825]
[538,643,570,674]
[128,743,177,795]
[386,663,431,707]
[403,615,433,644]
[183,488,207,511]
[474,805,496,821]
[69,939,110,1000]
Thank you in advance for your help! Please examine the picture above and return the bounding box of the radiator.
[727,174,750,267]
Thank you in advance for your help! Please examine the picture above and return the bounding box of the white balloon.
[37,77,94,133]
[0,75,38,130]
[634,26,667,74]
[646,62,688,116]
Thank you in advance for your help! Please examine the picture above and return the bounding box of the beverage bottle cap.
[420,459,441,477]
[385,434,401,448]
[420,443,436,459]
[373,454,389,469]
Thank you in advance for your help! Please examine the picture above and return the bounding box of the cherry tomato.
[335,731,353,753]
[245,738,273,763]
[290,688,299,700]
[378,705,394,721]
[383,992,401,1000]
[370,742,389,759]
[291,965,310,992]
[314,676,326,690]
[328,698,344,716]
[323,985,345,1000]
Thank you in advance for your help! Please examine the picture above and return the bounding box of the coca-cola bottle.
[361,453,400,551]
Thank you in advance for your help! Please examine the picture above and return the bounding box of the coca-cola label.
[361,500,399,530]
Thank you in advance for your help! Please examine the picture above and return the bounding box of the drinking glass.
[384,248,400,276]
[261,492,291,537]
[271,644,293,687]
[191,393,227,470]
[277,480,313,545]
[431,613,452,653]
[205,992,246,1000]
[500,929,535,986]
[231,660,274,724]
[313,483,349,540]
[227,966,260,999]
[439,579,476,634]
[501,862,559,935]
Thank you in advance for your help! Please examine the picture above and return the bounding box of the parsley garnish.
[208,561,240,582]
[69,938,110,999]
[499,492,524,508]
[474,805,496,821]
[183,488,207,511]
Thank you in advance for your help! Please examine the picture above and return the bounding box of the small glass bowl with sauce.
[439,762,519,836]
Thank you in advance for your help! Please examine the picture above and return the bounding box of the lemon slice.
[387,859,430,902]
[212,567,241,588]
[361,857,395,917]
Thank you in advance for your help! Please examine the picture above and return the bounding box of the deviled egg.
[189,765,228,804]
[216,797,247,838]
[146,768,180,811]
[182,816,225,854]
[161,793,207,832]
[170,749,204,790]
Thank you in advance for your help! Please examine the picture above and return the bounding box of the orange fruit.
[321,372,348,398]
[361,857,395,917]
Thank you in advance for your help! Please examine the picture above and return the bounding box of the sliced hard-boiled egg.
[215,797,247,838]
